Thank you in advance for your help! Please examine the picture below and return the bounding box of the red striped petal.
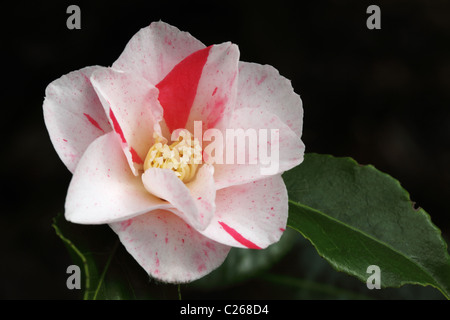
[156,46,212,132]
[218,221,262,249]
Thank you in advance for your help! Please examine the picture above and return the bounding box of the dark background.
[1,0,449,299]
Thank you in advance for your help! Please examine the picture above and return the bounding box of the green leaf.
[52,213,136,300]
[283,153,450,299]
[259,229,445,299]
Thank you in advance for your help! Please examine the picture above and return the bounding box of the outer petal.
[142,165,216,231]
[200,175,288,249]
[213,107,305,190]
[236,62,304,138]
[65,132,172,224]
[110,210,231,283]
[43,66,111,173]
[90,67,163,175]
[112,21,205,86]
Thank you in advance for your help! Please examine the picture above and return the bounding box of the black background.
[1,0,449,299]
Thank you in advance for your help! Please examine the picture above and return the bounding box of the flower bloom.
[43,21,305,283]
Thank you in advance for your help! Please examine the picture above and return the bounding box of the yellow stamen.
[144,131,202,183]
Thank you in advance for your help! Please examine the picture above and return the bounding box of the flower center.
[144,131,202,183]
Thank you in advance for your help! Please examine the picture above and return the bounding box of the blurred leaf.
[260,273,373,300]
[52,213,135,299]
[283,153,450,299]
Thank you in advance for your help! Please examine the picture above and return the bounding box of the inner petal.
[144,130,202,183]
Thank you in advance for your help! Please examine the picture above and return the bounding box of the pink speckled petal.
[90,67,163,176]
[200,174,288,249]
[142,165,216,231]
[112,21,205,86]
[43,66,112,173]
[65,132,172,224]
[184,42,239,133]
[213,107,305,190]
[236,62,304,138]
[110,210,231,283]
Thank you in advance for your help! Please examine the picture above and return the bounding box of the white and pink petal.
[155,46,212,134]
[43,66,111,173]
[155,42,239,137]
[200,174,288,249]
[65,132,172,224]
[236,62,304,138]
[90,67,163,175]
[142,165,216,231]
[184,42,239,134]
[213,107,305,190]
[110,210,231,283]
[112,21,206,86]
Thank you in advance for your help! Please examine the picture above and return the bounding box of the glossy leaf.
[283,153,450,299]
[259,234,444,299]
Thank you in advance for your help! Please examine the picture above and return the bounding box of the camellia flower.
[43,21,305,283]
